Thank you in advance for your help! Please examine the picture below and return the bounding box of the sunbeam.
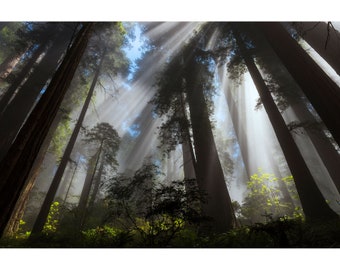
[2,22,340,247]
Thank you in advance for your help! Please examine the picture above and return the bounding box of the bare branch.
[325,22,331,49]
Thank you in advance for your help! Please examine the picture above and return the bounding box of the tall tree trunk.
[179,92,198,191]
[0,39,50,114]
[0,26,73,161]
[62,158,79,207]
[182,141,196,180]
[30,45,105,235]
[77,153,97,219]
[250,23,340,195]
[0,23,93,238]
[233,26,338,221]
[78,141,103,229]
[222,76,252,177]
[271,161,296,208]
[185,56,236,233]
[2,111,64,236]
[290,100,340,192]
[258,22,340,148]
[88,158,105,208]
[0,51,23,79]
[291,22,340,76]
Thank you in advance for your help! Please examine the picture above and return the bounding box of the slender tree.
[30,47,106,235]
[61,157,80,208]
[0,39,50,114]
[3,53,102,236]
[152,27,236,232]
[231,23,338,221]
[30,22,129,234]
[78,143,103,229]
[246,22,340,193]
[0,22,93,237]
[0,24,77,161]
[77,122,120,229]
[0,22,31,79]
[258,22,340,147]
[88,158,105,208]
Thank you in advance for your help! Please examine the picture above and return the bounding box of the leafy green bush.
[238,169,303,224]
[81,225,131,247]
[42,201,60,235]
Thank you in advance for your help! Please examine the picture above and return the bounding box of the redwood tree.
[230,23,338,221]
[77,122,120,229]
[30,48,106,235]
[152,28,236,232]
[30,22,129,235]
[258,22,340,148]
[0,23,77,161]
[0,22,93,237]
[291,22,340,76]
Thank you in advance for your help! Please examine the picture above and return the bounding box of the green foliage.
[12,219,31,240]
[239,169,303,224]
[42,201,60,235]
[50,116,72,162]
[105,163,206,246]
[150,26,220,154]
[130,215,185,247]
[0,23,27,60]
[83,122,121,169]
[3,217,340,247]
[81,225,131,247]
[90,22,130,78]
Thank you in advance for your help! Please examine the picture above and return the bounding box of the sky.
[122,23,148,81]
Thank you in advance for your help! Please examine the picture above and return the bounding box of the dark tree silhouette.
[30,22,129,235]
[77,122,120,229]
[30,47,106,235]
[152,26,236,232]
[0,23,77,161]
[258,22,340,148]
[0,22,93,237]
[292,22,340,76]
[230,23,338,221]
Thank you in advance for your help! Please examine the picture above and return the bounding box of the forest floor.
[1,218,340,248]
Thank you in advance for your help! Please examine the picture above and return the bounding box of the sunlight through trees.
[0,21,339,247]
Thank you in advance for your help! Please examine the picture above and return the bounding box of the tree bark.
[250,21,340,195]
[182,141,196,180]
[291,22,340,76]
[30,45,105,235]
[2,111,64,236]
[0,52,23,79]
[0,26,74,161]
[222,77,252,177]
[179,92,198,193]
[0,23,93,238]
[233,25,338,221]
[184,52,236,232]
[78,141,103,229]
[88,158,105,208]
[0,39,50,114]
[290,99,340,192]
[258,22,340,148]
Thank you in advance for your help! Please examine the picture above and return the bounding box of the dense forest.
[0,21,340,248]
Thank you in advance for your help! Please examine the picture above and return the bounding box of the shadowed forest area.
[0,21,340,248]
